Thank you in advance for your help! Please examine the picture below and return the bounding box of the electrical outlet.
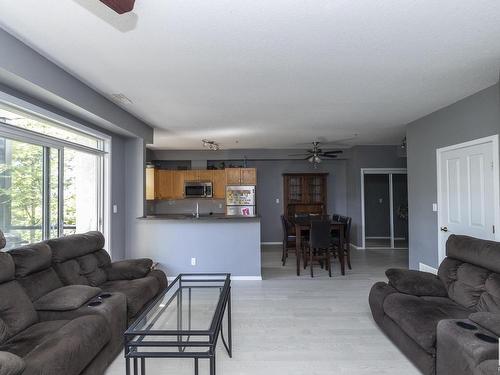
[191,257,197,266]
[219,203,223,209]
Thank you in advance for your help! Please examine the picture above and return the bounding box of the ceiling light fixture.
[202,139,220,151]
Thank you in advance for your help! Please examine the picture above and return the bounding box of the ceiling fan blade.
[321,155,338,159]
[321,150,343,155]
[289,153,311,156]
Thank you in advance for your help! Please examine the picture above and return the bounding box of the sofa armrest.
[0,351,25,375]
[34,285,102,311]
[469,312,500,336]
[385,268,448,297]
[106,259,153,281]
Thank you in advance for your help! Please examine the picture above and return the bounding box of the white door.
[437,136,499,262]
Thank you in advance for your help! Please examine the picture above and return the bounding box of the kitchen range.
[136,167,261,279]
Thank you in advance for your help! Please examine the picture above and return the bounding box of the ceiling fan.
[289,141,343,168]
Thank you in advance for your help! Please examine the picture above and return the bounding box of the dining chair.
[307,220,333,277]
[332,215,352,269]
[280,215,297,267]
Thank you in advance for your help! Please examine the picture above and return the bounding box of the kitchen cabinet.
[171,171,185,199]
[146,168,156,200]
[146,168,257,200]
[283,173,327,217]
[183,170,199,182]
[156,170,174,200]
[212,170,226,199]
[225,168,257,185]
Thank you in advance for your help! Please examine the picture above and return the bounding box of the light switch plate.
[276,198,280,204]
[112,205,118,214]
[432,203,438,212]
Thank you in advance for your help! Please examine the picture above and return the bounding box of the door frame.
[361,168,408,249]
[436,135,500,263]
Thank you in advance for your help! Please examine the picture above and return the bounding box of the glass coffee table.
[125,274,232,375]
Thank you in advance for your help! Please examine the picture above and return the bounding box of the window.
[0,102,107,250]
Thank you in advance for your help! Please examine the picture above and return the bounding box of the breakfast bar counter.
[130,214,262,279]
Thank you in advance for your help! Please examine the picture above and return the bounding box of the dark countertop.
[137,213,260,221]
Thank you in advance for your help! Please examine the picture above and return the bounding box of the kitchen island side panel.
[129,219,261,278]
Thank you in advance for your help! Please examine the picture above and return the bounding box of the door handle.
[440,226,448,232]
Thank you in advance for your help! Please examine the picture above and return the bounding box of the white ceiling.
[0,1,499,150]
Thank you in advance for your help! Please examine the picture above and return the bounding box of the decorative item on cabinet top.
[146,168,256,200]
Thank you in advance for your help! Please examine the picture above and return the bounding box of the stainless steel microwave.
[184,181,213,198]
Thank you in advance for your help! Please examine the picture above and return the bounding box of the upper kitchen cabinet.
[225,168,257,185]
[183,170,199,182]
[156,170,175,200]
[212,170,226,199]
[146,168,156,200]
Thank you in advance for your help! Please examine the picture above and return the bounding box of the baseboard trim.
[419,263,438,274]
[261,242,282,245]
[167,275,262,282]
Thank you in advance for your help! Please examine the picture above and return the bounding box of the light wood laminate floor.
[106,246,419,375]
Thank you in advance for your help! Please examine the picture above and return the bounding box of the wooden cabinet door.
[156,170,174,200]
[240,168,257,185]
[171,171,185,199]
[212,170,226,199]
[197,170,212,182]
[146,168,156,200]
[225,168,241,185]
[183,170,199,182]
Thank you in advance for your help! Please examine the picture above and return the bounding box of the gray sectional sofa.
[369,234,500,375]
[0,231,167,375]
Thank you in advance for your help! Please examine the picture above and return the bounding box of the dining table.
[289,216,346,276]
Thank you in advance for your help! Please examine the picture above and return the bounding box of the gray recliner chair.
[369,234,500,375]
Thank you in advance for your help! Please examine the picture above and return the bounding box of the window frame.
[0,96,111,252]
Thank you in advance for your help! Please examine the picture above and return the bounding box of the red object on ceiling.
[100,0,135,14]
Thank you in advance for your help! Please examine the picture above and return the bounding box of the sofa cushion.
[2,316,110,375]
[0,320,69,358]
[0,281,38,345]
[100,276,160,318]
[8,243,52,278]
[446,234,500,273]
[106,259,153,281]
[53,259,90,286]
[16,267,63,303]
[439,258,500,312]
[0,229,5,250]
[0,351,25,375]
[47,231,105,263]
[33,285,102,311]
[0,253,14,284]
[383,293,471,352]
[386,268,448,297]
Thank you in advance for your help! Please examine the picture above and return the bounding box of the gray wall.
[346,146,407,246]
[0,29,154,260]
[406,82,500,270]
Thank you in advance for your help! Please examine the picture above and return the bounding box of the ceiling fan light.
[314,155,322,163]
[308,156,315,163]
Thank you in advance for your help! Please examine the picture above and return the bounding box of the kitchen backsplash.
[147,199,226,215]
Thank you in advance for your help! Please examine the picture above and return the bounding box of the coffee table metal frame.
[124,273,232,375]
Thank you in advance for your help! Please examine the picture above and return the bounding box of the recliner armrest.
[469,312,500,336]
[385,268,448,297]
[34,285,102,311]
[0,351,25,375]
[106,258,153,281]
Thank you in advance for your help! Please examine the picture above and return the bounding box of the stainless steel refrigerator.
[226,185,256,216]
